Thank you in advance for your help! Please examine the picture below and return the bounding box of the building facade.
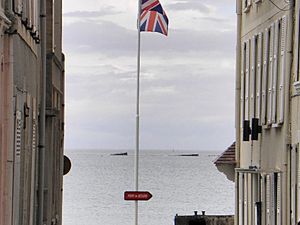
[235,0,300,225]
[0,0,65,224]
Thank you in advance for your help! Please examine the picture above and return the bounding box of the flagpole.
[135,0,142,225]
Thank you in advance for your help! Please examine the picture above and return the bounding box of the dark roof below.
[214,142,236,165]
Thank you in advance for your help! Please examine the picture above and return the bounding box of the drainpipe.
[38,0,46,223]
[235,1,242,225]
[235,0,242,173]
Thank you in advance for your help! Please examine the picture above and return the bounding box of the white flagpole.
[135,0,142,225]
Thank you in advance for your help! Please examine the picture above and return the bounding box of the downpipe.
[234,1,242,225]
[37,0,46,223]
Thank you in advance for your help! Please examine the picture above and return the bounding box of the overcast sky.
[62,0,236,151]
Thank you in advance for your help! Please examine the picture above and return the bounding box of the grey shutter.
[261,28,269,125]
[276,173,281,225]
[278,16,287,124]
[245,40,251,121]
[29,98,36,225]
[272,20,279,124]
[270,174,275,225]
[13,111,22,225]
[261,175,266,225]
[291,148,297,225]
[14,0,22,14]
[266,174,271,225]
[244,173,248,225]
[251,36,257,119]
[256,33,263,120]
[241,42,247,127]
[239,173,245,225]
[267,24,274,125]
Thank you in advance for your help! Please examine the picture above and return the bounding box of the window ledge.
[272,123,282,128]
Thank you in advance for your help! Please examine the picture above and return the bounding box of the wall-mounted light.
[243,120,251,141]
[251,118,262,140]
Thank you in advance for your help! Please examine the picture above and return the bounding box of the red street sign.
[124,191,153,201]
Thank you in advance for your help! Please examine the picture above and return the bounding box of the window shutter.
[244,173,248,225]
[13,110,22,225]
[276,173,281,225]
[278,16,287,124]
[239,173,245,225]
[291,147,297,225]
[270,174,275,225]
[252,174,259,225]
[266,174,271,225]
[28,0,32,27]
[14,0,22,14]
[22,0,28,22]
[261,175,266,225]
[267,24,274,125]
[33,0,38,31]
[261,28,270,125]
[29,98,36,225]
[15,111,22,159]
[256,33,263,120]
[245,40,251,121]
[251,36,257,119]
[241,42,247,127]
[272,20,279,124]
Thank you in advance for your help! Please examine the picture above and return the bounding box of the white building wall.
[236,0,294,225]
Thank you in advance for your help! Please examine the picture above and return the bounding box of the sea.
[62,150,235,225]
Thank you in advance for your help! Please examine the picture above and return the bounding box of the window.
[241,16,287,133]
[237,172,281,225]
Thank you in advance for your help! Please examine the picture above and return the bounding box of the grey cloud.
[63,7,120,18]
[198,16,229,23]
[63,20,235,56]
[166,2,210,13]
[63,21,136,55]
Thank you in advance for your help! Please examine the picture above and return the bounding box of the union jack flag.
[140,0,168,36]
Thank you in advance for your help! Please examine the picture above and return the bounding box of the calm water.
[63,150,234,225]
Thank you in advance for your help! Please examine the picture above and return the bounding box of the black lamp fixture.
[251,118,262,140]
[243,120,251,141]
